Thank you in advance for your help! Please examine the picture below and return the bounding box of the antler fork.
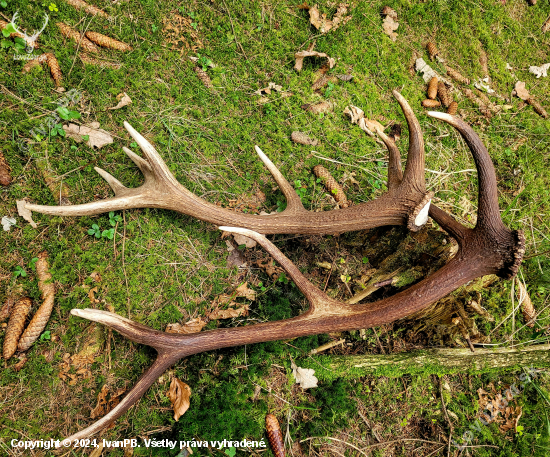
[25,91,433,234]
[57,111,523,444]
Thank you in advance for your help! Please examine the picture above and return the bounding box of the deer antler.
[59,113,523,444]
[25,91,432,234]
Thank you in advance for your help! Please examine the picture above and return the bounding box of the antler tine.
[220,227,339,312]
[254,146,305,213]
[94,167,128,196]
[392,90,425,188]
[376,129,403,191]
[427,112,504,231]
[123,122,180,187]
[122,146,154,176]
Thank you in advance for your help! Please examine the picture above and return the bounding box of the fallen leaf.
[302,101,333,114]
[529,63,550,78]
[513,81,530,101]
[88,287,99,305]
[89,443,104,457]
[235,282,256,300]
[233,233,257,248]
[381,6,398,20]
[336,74,353,81]
[308,4,352,34]
[208,304,250,320]
[90,271,102,282]
[90,385,126,419]
[254,82,283,95]
[291,131,319,146]
[1,216,16,231]
[256,258,284,279]
[168,377,191,421]
[166,318,207,334]
[294,50,336,72]
[63,123,114,149]
[109,92,132,110]
[291,360,318,389]
[15,199,38,228]
[382,15,399,41]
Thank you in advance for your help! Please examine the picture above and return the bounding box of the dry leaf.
[294,50,336,72]
[0,150,12,186]
[381,6,398,20]
[291,360,318,389]
[2,216,16,231]
[89,443,104,457]
[254,82,283,95]
[63,123,114,149]
[529,63,550,79]
[16,199,38,228]
[513,81,530,101]
[256,258,284,279]
[208,304,250,320]
[233,233,257,248]
[90,271,101,282]
[291,131,318,146]
[308,4,352,34]
[382,16,399,41]
[166,318,207,334]
[168,378,191,421]
[109,92,132,110]
[302,101,333,114]
[163,14,203,53]
[88,286,99,305]
[91,385,126,419]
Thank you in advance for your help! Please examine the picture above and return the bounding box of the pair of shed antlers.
[24,91,524,442]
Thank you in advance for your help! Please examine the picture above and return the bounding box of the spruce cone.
[193,66,213,88]
[0,150,12,186]
[427,76,438,99]
[0,296,17,322]
[79,53,122,69]
[422,99,441,108]
[57,22,99,53]
[45,53,62,87]
[444,64,470,85]
[426,42,438,60]
[291,131,318,146]
[3,297,32,360]
[313,165,348,208]
[85,31,132,51]
[265,414,285,457]
[447,101,458,115]
[479,49,489,77]
[437,82,452,108]
[65,0,109,18]
[527,98,549,118]
[463,88,492,118]
[18,252,55,352]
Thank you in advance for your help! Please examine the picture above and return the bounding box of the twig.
[122,210,130,317]
[439,376,454,457]
[222,0,248,60]
[67,17,95,79]
[300,436,369,456]
[309,338,345,355]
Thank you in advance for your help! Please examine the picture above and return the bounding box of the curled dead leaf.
[291,131,318,146]
[382,16,399,41]
[16,200,38,228]
[291,360,318,389]
[109,92,132,110]
[63,123,114,149]
[294,50,336,72]
[168,377,191,421]
[302,101,333,114]
[233,233,257,248]
[166,318,207,334]
[308,3,352,34]
[513,81,530,101]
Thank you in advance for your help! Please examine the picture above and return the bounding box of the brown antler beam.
[24,91,432,234]
[58,112,523,443]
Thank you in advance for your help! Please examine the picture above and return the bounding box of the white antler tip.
[427,111,453,121]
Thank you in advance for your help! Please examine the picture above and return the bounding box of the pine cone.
[265,414,285,457]
[45,53,62,87]
[0,150,12,186]
[426,42,438,60]
[527,98,549,118]
[57,22,99,53]
[422,99,441,108]
[65,0,109,18]
[18,252,55,352]
[313,165,348,208]
[437,82,452,108]
[79,53,122,69]
[447,101,458,115]
[444,64,470,85]
[427,76,438,99]
[3,297,32,360]
[85,31,132,51]
[193,66,213,88]
[291,131,318,146]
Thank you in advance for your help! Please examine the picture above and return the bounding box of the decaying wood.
[326,344,550,376]
[40,107,524,443]
[3,297,32,360]
[18,252,55,351]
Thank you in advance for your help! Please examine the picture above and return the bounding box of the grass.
[1,0,550,456]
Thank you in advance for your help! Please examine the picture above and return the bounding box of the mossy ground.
[1,0,550,456]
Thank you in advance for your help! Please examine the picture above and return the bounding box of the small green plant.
[278,272,288,284]
[151,24,158,33]
[13,265,27,278]
[257,281,266,292]
[88,223,101,238]
[294,180,307,200]
[30,257,39,270]
[108,211,122,227]
[50,123,65,137]
[39,330,51,342]
[48,3,58,12]
[362,256,369,264]
[325,81,335,97]
[0,1,7,8]
[196,54,213,71]
[224,448,236,457]
[56,106,80,121]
